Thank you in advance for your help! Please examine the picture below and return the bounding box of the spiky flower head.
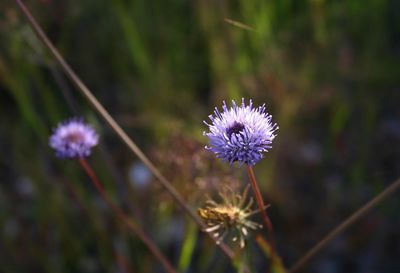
[198,185,267,248]
[49,117,99,159]
[204,98,278,165]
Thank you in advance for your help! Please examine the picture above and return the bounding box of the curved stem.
[61,176,135,272]
[14,0,234,259]
[246,166,276,256]
[79,158,177,273]
[289,177,400,273]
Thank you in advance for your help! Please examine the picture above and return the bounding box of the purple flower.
[204,99,278,166]
[49,118,99,159]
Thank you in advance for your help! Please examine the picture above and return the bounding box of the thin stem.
[246,166,276,254]
[78,158,177,273]
[62,176,134,272]
[14,0,234,259]
[289,177,400,273]
[60,177,91,216]
[114,252,135,273]
[255,234,286,272]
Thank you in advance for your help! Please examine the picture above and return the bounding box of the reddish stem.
[78,158,177,273]
[246,166,276,256]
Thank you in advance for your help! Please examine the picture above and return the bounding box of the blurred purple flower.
[204,98,278,165]
[49,117,99,159]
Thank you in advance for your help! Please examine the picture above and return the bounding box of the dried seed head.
[198,185,267,248]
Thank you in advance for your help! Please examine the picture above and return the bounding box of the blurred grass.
[1,0,400,272]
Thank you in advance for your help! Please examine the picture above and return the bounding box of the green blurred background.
[1,0,400,272]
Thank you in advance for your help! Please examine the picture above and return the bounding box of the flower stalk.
[246,166,276,255]
[78,158,177,273]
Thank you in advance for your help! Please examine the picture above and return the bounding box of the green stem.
[78,158,177,273]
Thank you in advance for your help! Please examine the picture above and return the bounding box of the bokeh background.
[1,0,400,272]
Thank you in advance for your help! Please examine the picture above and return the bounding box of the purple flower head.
[49,117,99,159]
[204,98,278,166]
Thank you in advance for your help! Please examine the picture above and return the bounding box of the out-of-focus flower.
[49,117,99,159]
[198,185,266,248]
[204,98,278,165]
[129,161,152,189]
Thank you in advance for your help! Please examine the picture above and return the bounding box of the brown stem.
[60,177,91,216]
[289,177,400,273]
[114,251,135,273]
[78,158,177,273]
[14,0,234,259]
[246,166,276,256]
[62,176,134,272]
